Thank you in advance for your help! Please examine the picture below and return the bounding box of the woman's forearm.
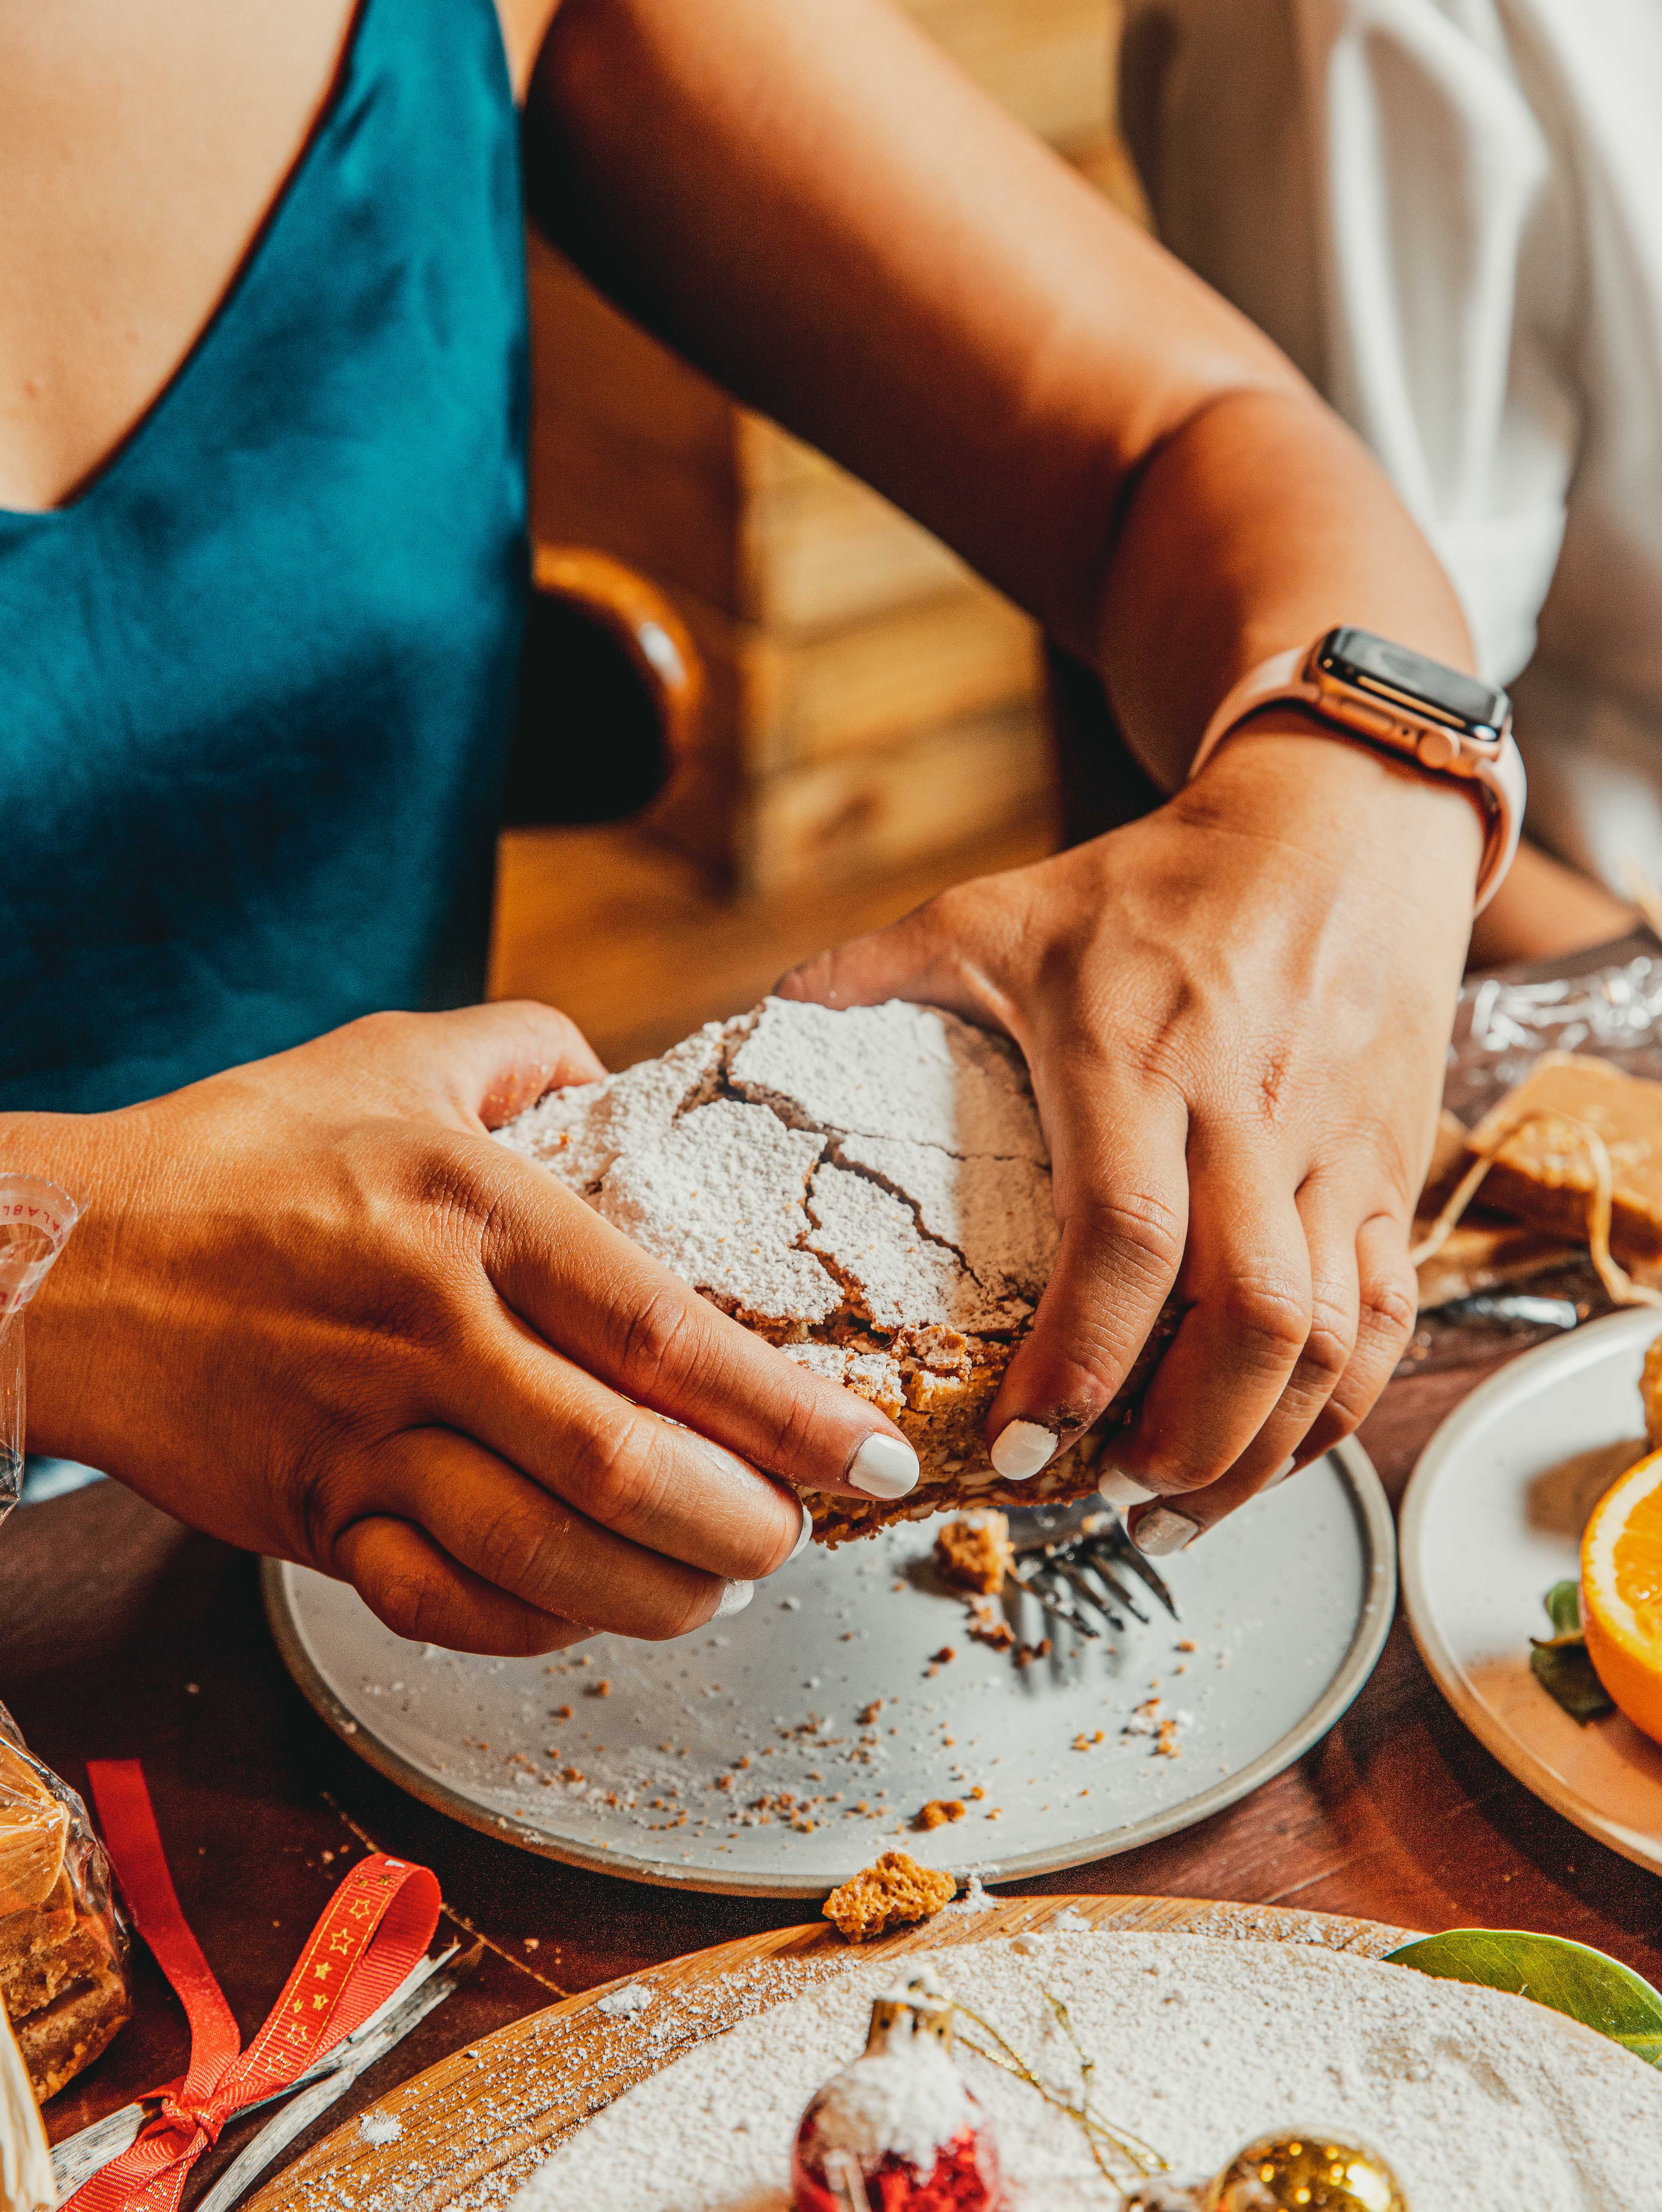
[531,0,1473,779]
[1096,386,1473,789]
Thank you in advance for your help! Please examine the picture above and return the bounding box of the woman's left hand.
[779,718,1481,1552]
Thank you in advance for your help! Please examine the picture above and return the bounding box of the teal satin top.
[0,0,529,1113]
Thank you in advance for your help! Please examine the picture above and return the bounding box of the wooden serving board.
[245,1895,1416,2212]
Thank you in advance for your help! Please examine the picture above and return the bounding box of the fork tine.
[1088,1514,1180,1619]
[1072,1548,1149,1625]
[1051,1558,1126,1632]
[1032,1566,1103,1639]
[1007,1563,1100,1639]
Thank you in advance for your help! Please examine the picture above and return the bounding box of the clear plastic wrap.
[1445,932,1662,1123]
[0,1175,131,2101]
[0,1179,80,1525]
[1407,932,1662,1371]
[0,1706,129,2102]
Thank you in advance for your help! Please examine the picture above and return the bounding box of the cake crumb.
[914,1798,966,1831]
[934,1511,1013,1595]
[822,1850,956,1941]
[965,1596,1014,1651]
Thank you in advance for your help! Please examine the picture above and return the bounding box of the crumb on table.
[822,1850,957,1940]
[935,1511,1014,1595]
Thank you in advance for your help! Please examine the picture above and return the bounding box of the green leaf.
[1530,1580,1614,1721]
[1544,1579,1584,1636]
[1386,1930,1662,2068]
[1530,1637,1616,1721]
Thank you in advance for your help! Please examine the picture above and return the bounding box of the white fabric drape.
[1120,0,1662,891]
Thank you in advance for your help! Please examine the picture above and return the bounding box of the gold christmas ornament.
[1205,2132,1406,2211]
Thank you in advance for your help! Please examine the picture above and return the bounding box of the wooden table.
[8,1346,1660,2202]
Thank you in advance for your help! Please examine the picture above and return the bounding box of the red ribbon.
[69,1760,441,2212]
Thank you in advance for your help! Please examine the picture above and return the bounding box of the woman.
[4,0,1489,1652]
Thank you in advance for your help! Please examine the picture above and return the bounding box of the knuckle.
[612,1286,699,1398]
[1219,1273,1311,1365]
[615,1569,720,1644]
[571,1408,667,1528]
[1078,1190,1184,1288]
[1358,1268,1418,1349]
[467,1496,562,1597]
[377,1568,451,1647]
[753,1380,829,1482]
[1298,1291,1357,1388]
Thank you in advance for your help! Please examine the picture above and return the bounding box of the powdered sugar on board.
[512,1932,1662,2211]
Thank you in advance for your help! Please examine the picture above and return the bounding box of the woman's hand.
[781,720,1481,1551]
[13,1005,916,1652]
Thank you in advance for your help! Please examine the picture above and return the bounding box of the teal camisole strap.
[0,0,529,1113]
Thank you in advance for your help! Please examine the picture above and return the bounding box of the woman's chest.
[0,0,555,517]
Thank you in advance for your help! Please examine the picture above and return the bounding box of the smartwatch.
[1189,627,1526,911]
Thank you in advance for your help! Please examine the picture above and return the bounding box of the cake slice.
[497,998,1172,1540]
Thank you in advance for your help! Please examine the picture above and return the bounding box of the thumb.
[306,1001,608,1132]
[429,1000,608,1130]
[777,897,993,1023]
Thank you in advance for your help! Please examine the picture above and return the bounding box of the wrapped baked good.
[0,1709,128,2101]
[0,1177,129,2100]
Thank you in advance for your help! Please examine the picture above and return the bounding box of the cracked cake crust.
[497,999,1167,1540]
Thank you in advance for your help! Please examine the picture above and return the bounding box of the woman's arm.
[527,0,1474,779]
[526,0,1492,1541]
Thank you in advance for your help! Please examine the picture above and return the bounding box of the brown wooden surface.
[8,1345,1662,2208]
[487,817,1055,1070]
[243,1894,1415,2212]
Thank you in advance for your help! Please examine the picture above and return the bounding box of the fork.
[1004,1502,1178,1640]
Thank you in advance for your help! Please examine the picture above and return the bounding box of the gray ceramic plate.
[263,1438,1394,1897]
[1402,1306,1662,1875]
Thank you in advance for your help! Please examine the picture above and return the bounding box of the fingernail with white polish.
[1268,1456,1298,1489]
[788,1500,815,1561]
[1097,1467,1155,1508]
[848,1433,919,1500]
[990,1420,1057,1482]
[1132,1507,1199,1557]
[715,1579,755,1618]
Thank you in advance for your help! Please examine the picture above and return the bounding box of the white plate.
[264,1440,1394,1897]
[1402,1305,1662,1875]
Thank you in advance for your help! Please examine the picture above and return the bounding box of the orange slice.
[1582,1445,1662,1746]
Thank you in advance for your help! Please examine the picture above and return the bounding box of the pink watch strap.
[1189,648,1525,912]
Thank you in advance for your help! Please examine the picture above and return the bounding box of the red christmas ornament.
[791,1969,1002,2212]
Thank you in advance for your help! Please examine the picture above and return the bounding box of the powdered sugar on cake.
[728,999,1047,1163]
[498,1000,1051,1338]
[495,999,1089,1533]
[598,1099,841,1329]
[805,1158,1008,1334]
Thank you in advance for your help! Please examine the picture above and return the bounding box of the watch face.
[1318,627,1509,739]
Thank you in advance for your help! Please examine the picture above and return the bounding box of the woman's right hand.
[11,1004,917,1653]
